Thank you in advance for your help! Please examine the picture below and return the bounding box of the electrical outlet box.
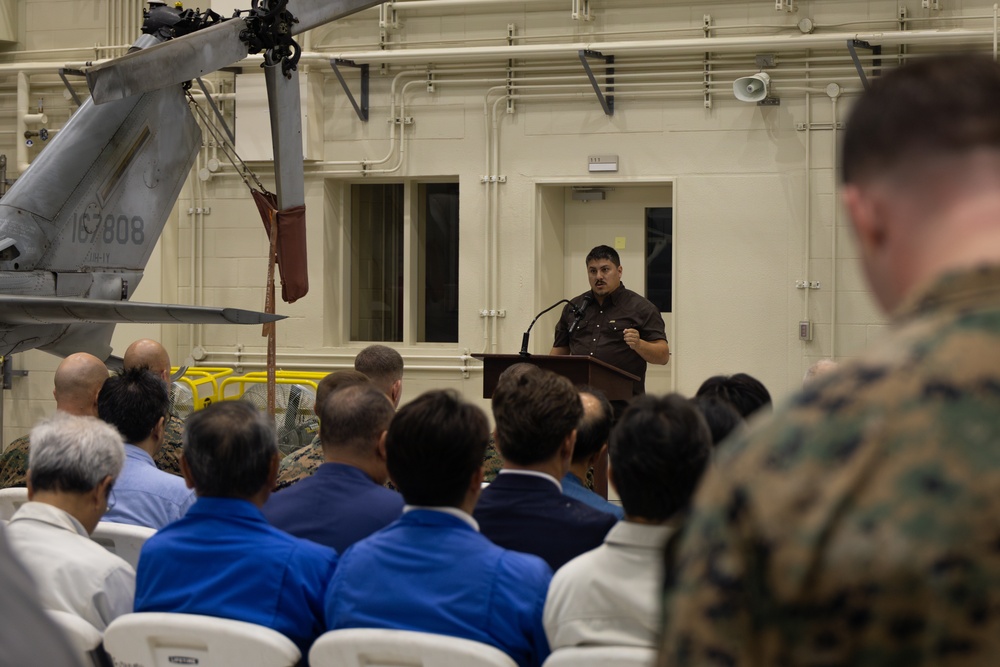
[798,320,813,341]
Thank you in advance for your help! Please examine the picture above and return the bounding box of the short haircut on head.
[695,373,772,419]
[319,384,395,454]
[315,370,371,413]
[586,245,621,267]
[386,390,489,507]
[572,386,613,463]
[123,338,171,375]
[29,414,125,493]
[183,401,277,499]
[610,394,711,521]
[354,345,404,394]
[492,367,583,465]
[97,366,169,443]
[692,395,744,447]
[842,54,1000,185]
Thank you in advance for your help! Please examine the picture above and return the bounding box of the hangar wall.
[4,0,988,443]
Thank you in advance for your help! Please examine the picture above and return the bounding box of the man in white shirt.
[7,413,135,631]
[543,394,712,649]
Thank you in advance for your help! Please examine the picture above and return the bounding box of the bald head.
[53,353,108,417]
[123,339,171,383]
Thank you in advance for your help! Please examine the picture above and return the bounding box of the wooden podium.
[472,354,639,400]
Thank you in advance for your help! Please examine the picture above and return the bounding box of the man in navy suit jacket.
[263,383,403,553]
[474,366,618,570]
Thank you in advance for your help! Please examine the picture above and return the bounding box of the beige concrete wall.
[2,0,988,444]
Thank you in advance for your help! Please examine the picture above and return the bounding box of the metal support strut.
[578,49,615,116]
[330,59,370,122]
[847,39,882,91]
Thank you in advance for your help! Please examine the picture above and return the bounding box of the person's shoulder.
[560,493,619,527]
[284,530,339,568]
[495,543,553,584]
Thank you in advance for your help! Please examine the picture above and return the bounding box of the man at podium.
[550,245,669,395]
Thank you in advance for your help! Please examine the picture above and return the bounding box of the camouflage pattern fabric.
[0,435,30,488]
[483,438,503,483]
[661,266,1000,667]
[153,414,186,477]
[275,435,323,491]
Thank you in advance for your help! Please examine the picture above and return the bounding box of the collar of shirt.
[186,496,267,522]
[8,501,88,538]
[604,520,673,549]
[895,264,1000,321]
[595,283,627,308]
[562,471,586,489]
[498,469,563,492]
[123,443,156,467]
[316,462,377,484]
[403,505,480,531]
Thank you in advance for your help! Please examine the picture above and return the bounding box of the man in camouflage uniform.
[661,55,1000,666]
[123,339,185,476]
[0,353,108,488]
[275,370,372,490]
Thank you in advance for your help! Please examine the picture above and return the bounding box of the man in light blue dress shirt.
[561,387,624,520]
[99,367,194,529]
[325,390,552,667]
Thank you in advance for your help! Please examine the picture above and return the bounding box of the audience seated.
[277,343,404,489]
[474,366,617,570]
[695,372,772,419]
[691,395,744,447]
[544,395,711,649]
[6,414,134,630]
[324,390,552,667]
[264,384,402,552]
[135,401,338,656]
[0,353,108,489]
[561,387,623,520]
[100,367,194,529]
[123,338,186,476]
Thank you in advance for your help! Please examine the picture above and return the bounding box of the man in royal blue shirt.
[99,367,194,529]
[325,390,552,667]
[135,401,338,657]
[561,387,624,520]
[263,383,402,553]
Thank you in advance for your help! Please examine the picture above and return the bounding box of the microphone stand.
[520,299,577,357]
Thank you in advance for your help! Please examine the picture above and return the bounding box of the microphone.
[567,294,593,334]
[520,299,577,357]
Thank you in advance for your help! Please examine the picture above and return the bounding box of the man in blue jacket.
[324,390,552,667]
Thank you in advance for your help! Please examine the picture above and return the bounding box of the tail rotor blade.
[86,19,249,104]
[264,64,305,210]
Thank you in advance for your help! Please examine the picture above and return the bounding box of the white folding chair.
[90,521,156,569]
[45,609,112,667]
[542,646,657,667]
[0,487,28,521]
[103,612,301,667]
[310,628,517,667]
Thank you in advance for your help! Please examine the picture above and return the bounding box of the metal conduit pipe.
[329,29,996,65]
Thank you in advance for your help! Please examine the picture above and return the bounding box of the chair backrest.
[103,612,301,667]
[542,646,657,667]
[310,629,518,667]
[90,521,156,569]
[0,487,28,521]
[45,609,112,667]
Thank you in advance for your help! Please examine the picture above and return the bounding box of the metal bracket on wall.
[330,59,370,122]
[846,40,882,91]
[578,49,615,116]
[58,68,84,107]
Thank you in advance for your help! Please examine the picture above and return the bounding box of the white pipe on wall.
[329,29,995,66]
